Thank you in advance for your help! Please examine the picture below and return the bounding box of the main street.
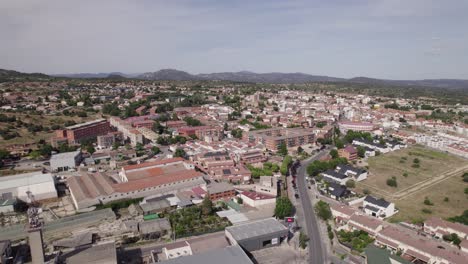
[296,150,329,264]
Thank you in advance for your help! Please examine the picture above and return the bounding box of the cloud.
[0,0,467,79]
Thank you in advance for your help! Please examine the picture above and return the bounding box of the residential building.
[239,191,276,207]
[423,217,468,240]
[338,121,375,133]
[245,128,315,152]
[207,182,235,201]
[338,145,358,161]
[363,196,396,219]
[54,119,110,144]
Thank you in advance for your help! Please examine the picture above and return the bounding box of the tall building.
[245,128,315,152]
[54,119,110,145]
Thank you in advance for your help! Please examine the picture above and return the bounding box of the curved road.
[297,150,328,264]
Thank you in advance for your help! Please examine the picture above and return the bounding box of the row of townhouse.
[330,204,468,264]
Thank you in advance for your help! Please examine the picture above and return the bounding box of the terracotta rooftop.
[123,157,185,171]
[113,170,203,193]
[241,191,275,200]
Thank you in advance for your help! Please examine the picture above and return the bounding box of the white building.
[50,149,82,172]
[240,191,276,207]
[0,172,57,201]
[363,196,396,219]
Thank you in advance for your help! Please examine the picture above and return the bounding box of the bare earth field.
[0,112,100,147]
[356,145,468,223]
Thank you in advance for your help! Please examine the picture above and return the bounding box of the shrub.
[444,197,449,202]
[422,208,432,214]
[423,197,434,206]
[412,163,420,168]
[299,232,310,249]
[386,177,397,187]
[363,189,371,195]
[275,197,294,219]
[345,179,356,188]
[403,172,408,177]
[315,200,332,221]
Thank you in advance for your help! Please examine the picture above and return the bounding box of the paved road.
[297,150,328,264]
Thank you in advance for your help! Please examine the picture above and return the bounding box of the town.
[0,74,467,264]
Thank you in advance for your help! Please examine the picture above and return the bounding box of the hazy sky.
[1,0,468,79]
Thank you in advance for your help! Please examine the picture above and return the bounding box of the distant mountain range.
[2,68,468,90]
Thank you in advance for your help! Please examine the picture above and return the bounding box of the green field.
[356,145,468,223]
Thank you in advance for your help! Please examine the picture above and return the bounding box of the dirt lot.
[0,112,100,147]
[356,145,465,195]
[390,175,468,223]
[356,145,468,223]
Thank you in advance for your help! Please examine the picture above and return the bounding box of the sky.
[1,0,468,79]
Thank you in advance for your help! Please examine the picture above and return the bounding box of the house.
[348,213,384,236]
[336,164,368,182]
[161,241,193,261]
[363,196,396,219]
[338,145,358,161]
[254,176,278,196]
[353,139,390,153]
[239,191,276,207]
[207,182,235,201]
[322,170,349,185]
[326,182,351,200]
[423,217,468,240]
[138,218,171,240]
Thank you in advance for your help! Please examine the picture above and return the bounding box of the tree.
[223,122,228,131]
[297,146,303,154]
[443,233,461,246]
[386,177,397,187]
[112,141,121,150]
[237,197,243,204]
[463,172,468,183]
[174,148,186,158]
[274,197,293,219]
[315,200,332,221]
[335,139,344,149]
[424,197,434,206]
[201,196,213,216]
[0,149,10,160]
[86,144,96,154]
[299,232,310,249]
[278,142,288,157]
[151,146,161,155]
[330,149,339,159]
[357,146,365,158]
[345,179,355,188]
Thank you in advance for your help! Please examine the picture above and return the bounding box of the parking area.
[251,244,307,264]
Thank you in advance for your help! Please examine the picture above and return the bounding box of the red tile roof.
[123,157,185,171]
[113,170,203,193]
[241,191,276,200]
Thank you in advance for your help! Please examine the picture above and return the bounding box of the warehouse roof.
[159,245,252,264]
[60,240,117,264]
[225,218,288,241]
[50,149,81,162]
[138,218,171,235]
[0,171,54,190]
